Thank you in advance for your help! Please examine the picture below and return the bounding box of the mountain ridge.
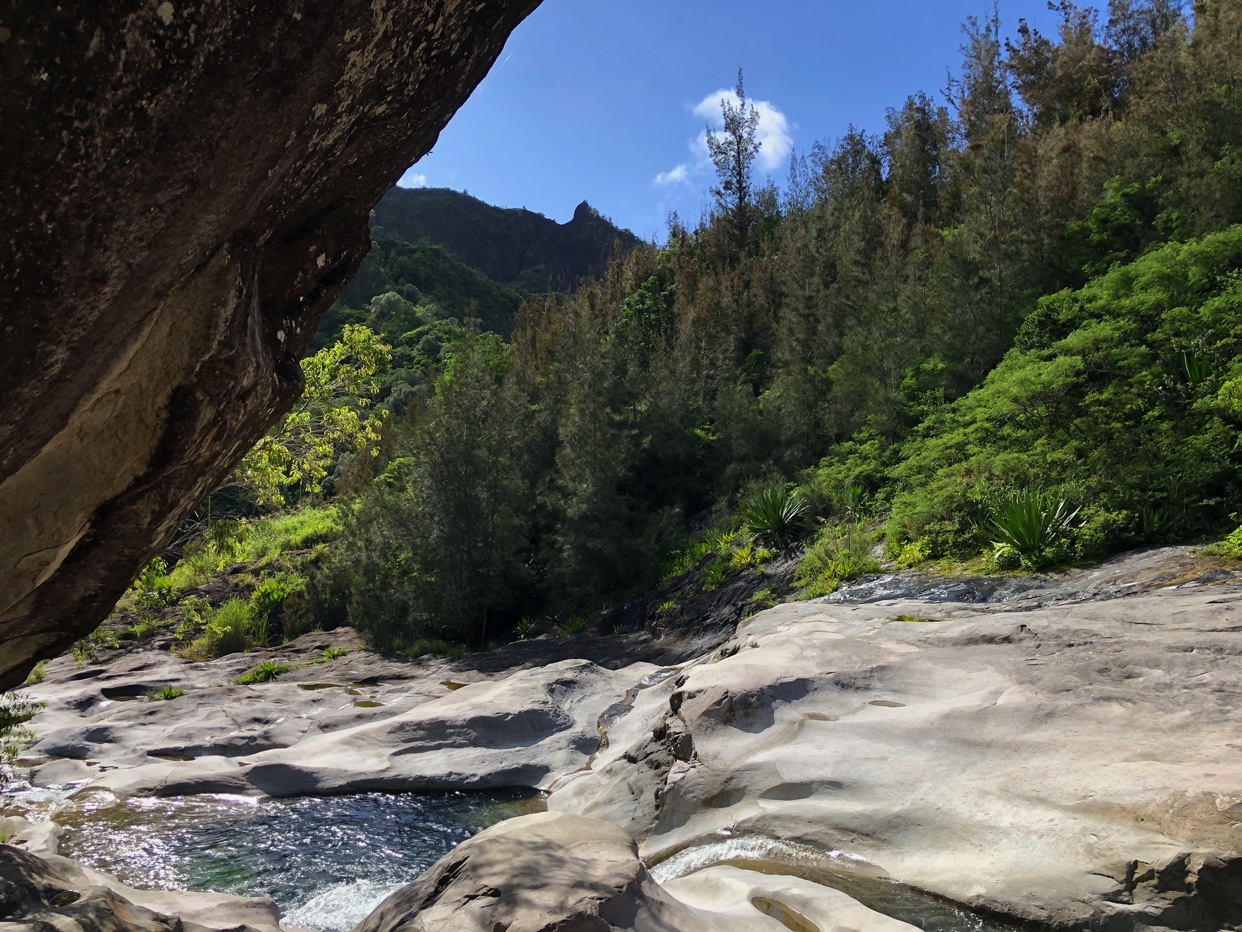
[371,186,641,292]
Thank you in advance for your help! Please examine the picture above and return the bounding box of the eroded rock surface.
[353,811,915,932]
[0,0,541,688]
[19,634,668,799]
[0,839,282,932]
[549,576,1242,930]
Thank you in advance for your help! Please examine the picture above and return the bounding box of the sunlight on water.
[57,790,542,932]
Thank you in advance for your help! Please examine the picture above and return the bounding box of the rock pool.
[55,789,543,931]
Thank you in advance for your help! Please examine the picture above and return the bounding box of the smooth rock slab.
[24,657,660,798]
[550,586,1242,930]
[353,812,911,932]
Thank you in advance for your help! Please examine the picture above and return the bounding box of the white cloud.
[401,171,428,188]
[655,163,690,186]
[692,88,793,172]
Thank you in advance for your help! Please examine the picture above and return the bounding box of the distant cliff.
[371,187,641,292]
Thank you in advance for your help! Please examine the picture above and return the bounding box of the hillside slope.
[372,186,641,290]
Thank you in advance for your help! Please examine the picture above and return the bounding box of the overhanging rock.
[0,0,541,688]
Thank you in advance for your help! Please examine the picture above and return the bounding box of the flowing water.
[53,789,543,931]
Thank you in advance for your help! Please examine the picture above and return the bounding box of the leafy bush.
[23,661,48,686]
[250,572,307,619]
[700,558,731,591]
[170,507,342,590]
[749,587,780,610]
[514,618,538,641]
[987,489,1079,569]
[0,694,42,769]
[235,661,292,685]
[1201,524,1242,559]
[312,646,349,664]
[880,231,1242,562]
[134,558,176,609]
[186,598,269,660]
[70,628,120,667]
[795,522,879,599]
[560,617,587,636]
[127,616,166,641]
[743,487,808,548]
[148,685,184,700]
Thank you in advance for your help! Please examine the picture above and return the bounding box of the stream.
[53,789,543,931]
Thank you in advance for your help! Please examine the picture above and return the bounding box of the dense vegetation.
[90,0,1242,663]
[371,186,641,291]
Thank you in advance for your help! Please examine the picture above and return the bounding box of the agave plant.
[743,487,809,549]
[988,489,1079,564]
[234,660,291,685]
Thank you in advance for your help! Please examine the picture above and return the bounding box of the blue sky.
[400,1,1065,242]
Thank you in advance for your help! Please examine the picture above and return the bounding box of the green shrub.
[514,618,538,641]
[1201,524,1242,559]
[840,483,869,518]
[560,617,587,636]
[743,487,809,549]
[127,615,166,641]
[987,489,1079,568]
[148,685,184,700]
[187,598,269,660]
[134,558,176,609]
[70,628,120,667]
[749,587,780,610]
[892,539,930,568]
[1073,505,1135,563]
[700,558,731,591]
[0,694,42,769]
[795,522,879,598]
[657,599,677,615]
[250,572,307,616]
[23,660,48,686]
[235,661,292,685]
[661,540,713,583]
[312,646,349,664]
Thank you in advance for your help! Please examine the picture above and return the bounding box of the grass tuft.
[235,661,292,685]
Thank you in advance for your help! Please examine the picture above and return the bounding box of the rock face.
[0,0,541,688]
[549,578,1242,930]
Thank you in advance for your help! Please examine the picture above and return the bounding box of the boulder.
[0,0,541,688]
[353,811,713,932]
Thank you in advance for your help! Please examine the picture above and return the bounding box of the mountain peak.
[572,200,595,223]
[371,187,639,290]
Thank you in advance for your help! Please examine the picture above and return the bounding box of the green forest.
[112,1,1242,660]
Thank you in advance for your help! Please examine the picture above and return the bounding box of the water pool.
[57,789,542,931]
